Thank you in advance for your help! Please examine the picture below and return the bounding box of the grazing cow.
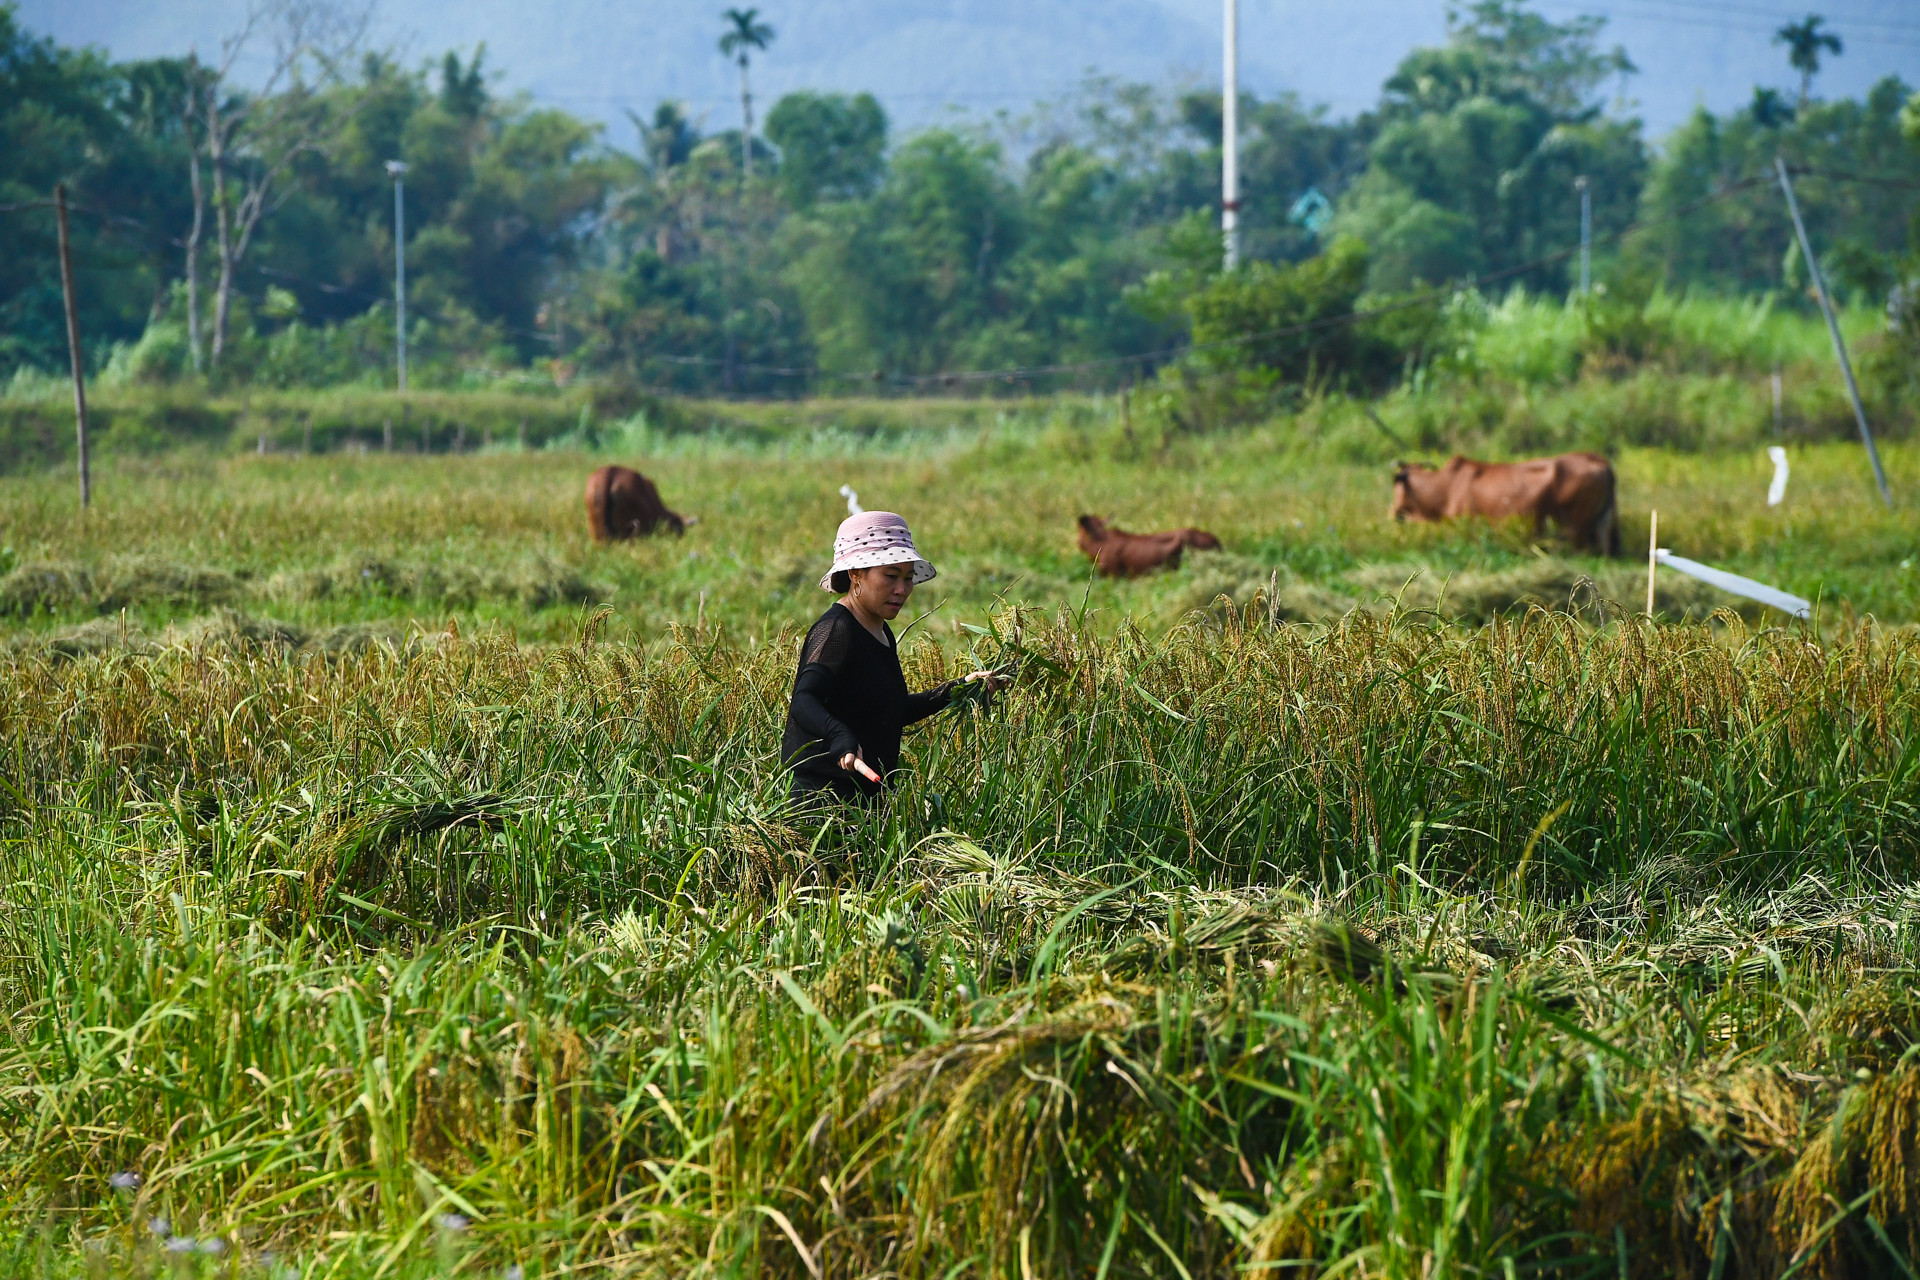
[1391,453,1620,556]
[585,466,687,541]
[1077,514,1222,577]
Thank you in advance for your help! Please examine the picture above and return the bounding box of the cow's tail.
[1601,469,1621,558]
[583,470,614,541]
[585,470,609,543]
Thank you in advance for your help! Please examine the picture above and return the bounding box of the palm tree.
[1747,86,1795,129]
[1774,14,1842,110]
[719,8,775,177]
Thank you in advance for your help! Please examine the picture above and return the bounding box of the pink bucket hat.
[819,511,937,591]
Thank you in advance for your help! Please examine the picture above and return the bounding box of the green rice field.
[4,391,1920,1277]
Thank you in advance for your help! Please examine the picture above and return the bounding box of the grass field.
[1,389,1916,647]
[5,391,1920,1277]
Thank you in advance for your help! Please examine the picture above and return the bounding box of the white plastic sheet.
[1655,549,1810,619]
[1767,446,1789,507]
[839,485,863,515]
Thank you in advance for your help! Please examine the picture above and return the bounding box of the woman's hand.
[963,669,1011,692]
[838,748,882,783]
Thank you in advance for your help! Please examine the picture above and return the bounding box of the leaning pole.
[54,183,91,510]
[1776,156,1891,508]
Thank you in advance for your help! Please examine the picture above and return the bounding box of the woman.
[782,510,1002,803]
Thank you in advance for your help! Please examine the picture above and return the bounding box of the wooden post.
[53,184,91,509]
[1776,156,1891,507]
[1646,509,1658,618]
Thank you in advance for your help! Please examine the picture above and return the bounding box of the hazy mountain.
[19,0,1920,141]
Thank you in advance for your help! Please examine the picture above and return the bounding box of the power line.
[1594,0,1920,35]
[1532,0,1920,45]
[1792,167,1920,191]
[535,89,1062,106]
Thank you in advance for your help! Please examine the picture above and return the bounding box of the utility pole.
[54,184,91,509]
[1221,0,1240,269]
[1574,176,1591,296]
[385,160,409,392]
[1775,156,1890,507]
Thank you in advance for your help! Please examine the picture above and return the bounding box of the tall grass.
[5,613,1920,1275]
[1448,288,1880,387]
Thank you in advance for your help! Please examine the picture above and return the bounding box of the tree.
[1382,1,1632,119]
[1173,88,1371,264]
[94,56,204,331]
[637,100,698,174]
[623,101,700,261]
[0,6,194,378]
[438,43,485,120]
[587,131,809,393]
[764,91,886,207]
[784,129,1020,375]
[1775,14,1842,110]
[1629,77,1917,294]
[191,0,369,369]
[718,8,773,178]
[1330,1,1643,293]
[1748,86,1796,129]
[1184,237,1407,389]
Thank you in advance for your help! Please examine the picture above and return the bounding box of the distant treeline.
[1,0,1915,396]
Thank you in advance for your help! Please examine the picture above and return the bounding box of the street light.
[1574,175,1591,297]
[1222,0,1240,270]
[385,160,409,391]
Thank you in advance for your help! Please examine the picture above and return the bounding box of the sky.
[19,0,1920,143]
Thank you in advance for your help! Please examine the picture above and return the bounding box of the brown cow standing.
[1390,453,1620,556]
[1077,514,1222,577]
[585,466,687,541]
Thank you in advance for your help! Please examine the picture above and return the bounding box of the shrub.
[1184,238,1414,392]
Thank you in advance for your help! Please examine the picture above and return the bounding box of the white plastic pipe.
[1656,549,1810,619]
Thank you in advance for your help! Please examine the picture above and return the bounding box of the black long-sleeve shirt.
[782,603,954,802]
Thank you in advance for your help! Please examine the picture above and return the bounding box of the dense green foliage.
[1636,76,1919,299]
[2,0,1913,397]
[1330,3,1644,293]
[0,8,195,372]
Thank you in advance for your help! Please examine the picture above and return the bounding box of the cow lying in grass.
[585,466,689,541]
[1077,514,1222,577]
[1390,453,1620,556]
